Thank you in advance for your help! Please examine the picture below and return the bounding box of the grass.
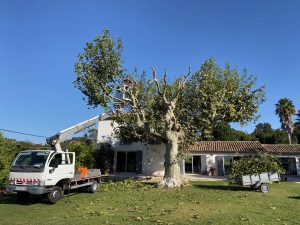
[0,180,299,225]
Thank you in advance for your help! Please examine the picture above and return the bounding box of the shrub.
[0,134,22,183]
[67,139,96,168]
[0,133,50,183]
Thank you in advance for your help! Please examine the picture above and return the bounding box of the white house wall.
[184,154,220,175]
[202,154,300,177]
[296,157,300,176]
[142,144,165,176]
[97,120,118,145]
[115,142,165,176]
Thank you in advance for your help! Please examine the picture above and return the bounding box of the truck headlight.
[32,180,45,186]
[32,180,43,186]
[39,180,45,186]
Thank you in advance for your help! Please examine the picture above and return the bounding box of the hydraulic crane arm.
[47,113,110,152]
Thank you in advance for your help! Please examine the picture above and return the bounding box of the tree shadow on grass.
[288,196,300,200]
[0,192,81,205]
[192,184,252,192]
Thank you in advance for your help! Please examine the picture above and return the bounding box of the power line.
[0,128,48,139]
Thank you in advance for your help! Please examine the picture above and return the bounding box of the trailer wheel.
[87,180,98,193]
[260,184,270,193]
[47,186,63,204]
[17,192,30,202]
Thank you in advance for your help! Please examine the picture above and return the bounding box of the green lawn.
[0,180,299,225]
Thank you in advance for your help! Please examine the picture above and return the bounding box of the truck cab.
[7,150,75,201]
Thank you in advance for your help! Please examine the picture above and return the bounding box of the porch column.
[201,155,208,175]
[296,157,300,176]
[180,159,185,175]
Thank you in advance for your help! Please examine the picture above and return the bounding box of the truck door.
[45,152,75,186]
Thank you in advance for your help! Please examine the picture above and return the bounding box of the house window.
[184,155,201,174]
[116,151,143,174]
[280,158,297,175]
[223,156,233,175]
[223,156,241,175]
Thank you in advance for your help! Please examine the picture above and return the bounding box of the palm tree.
[275,98,295,144]
[294,110,300,144]
[295,110,300,127]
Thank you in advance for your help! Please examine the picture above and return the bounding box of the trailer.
[6,114,109,204]
[241,171,280,193]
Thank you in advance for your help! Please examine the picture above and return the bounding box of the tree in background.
[0,133,47,183]
[66,138,96,168]
[0,132,16,182]
[275,98,295,144]
[212,122,252,141]
[272,129,298,144]
[252,123,275,144]
[252,122,298,144]
[294,110,300,143]
[63,129,98,169]
[74,30,265,187]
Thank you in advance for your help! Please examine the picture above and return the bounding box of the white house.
[97,119,300,177]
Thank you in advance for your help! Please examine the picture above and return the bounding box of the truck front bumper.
[6,185,51,195]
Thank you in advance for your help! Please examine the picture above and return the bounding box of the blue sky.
[0,0,299,143]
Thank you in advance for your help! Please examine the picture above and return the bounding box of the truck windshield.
[12,151,50,170]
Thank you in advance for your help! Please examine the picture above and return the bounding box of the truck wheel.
[260,184,269,193]
[87,180,98,193]
[17,192,30,202]
[47,186,63,204]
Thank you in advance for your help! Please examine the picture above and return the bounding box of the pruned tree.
[74,30,265,187]
[275,98,295,144]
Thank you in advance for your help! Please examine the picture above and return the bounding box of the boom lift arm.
[46,113,109,152]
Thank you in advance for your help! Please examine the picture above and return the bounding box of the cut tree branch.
[150,66,162,95]
[151,66,169,104]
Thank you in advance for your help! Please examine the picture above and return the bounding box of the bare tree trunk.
[159,132,184,188]
[288,133,292,145]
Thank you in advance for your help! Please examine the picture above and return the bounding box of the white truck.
[6,114,108,204]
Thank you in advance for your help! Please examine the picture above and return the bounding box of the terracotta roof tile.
[262,144,300,154]
[188,141,300,154]
[189,141,264,153]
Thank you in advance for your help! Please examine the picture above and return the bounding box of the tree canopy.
[183,59,265,140]
[212,122,252,141]
[252,122,298,144]
[252,123,275,144]
[74,30,265,187]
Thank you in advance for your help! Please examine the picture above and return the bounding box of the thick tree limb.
[150,66,162,94]
[170,66,191,104]
[150,66,169,104]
